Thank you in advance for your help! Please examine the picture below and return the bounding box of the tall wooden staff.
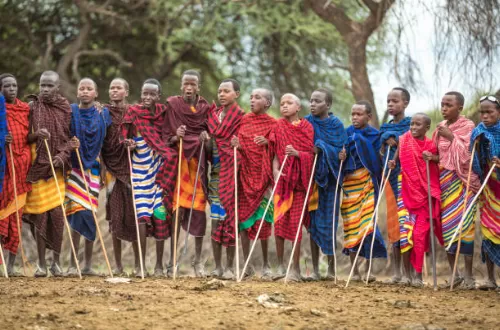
[284,154,318,283]
[425,159,438,291]
[43,139,82,279]
[0,242,8,278]
[127,147,144,279]
[234,147,241,281]
[331,153,345,284]
[8,144,31,275]
[173,138,183,280]
[450,141,477,291]
[239,155,289,281]
[75,148,113,278]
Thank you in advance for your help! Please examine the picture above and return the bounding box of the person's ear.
[458,105,464,112]
[235,91,240,98]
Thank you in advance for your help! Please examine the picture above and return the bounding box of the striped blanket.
[480,165,500,266]
[208,143,226,221]
[173,156,206,212]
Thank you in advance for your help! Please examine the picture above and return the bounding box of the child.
[379,87,412,284]
[389,113,443,287]
[305,88,346,280]
[471,96,500,290]
[230,88,276,279]
[207,79,244,280]
[122,79,173,277]
[66,78,111,276]
[339,101,387,283]
[163,70,210,277]
[433,91,480,289]
[0,74,31,276]
[270,93,316,282]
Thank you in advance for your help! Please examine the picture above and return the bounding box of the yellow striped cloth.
[0,193,27,220]
[24,170,65,214]
[173,156,206,212]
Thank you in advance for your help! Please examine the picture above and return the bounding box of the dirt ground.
[0,276,498,330]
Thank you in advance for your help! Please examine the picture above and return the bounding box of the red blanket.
[237,112,276,222]
[207,103,244,246]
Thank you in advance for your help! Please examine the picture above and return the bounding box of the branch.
[307,0,355,36]
[72,49,133,81]
[362,0,396,33]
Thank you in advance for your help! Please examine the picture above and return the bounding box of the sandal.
[209,268,223,278]
[477,280,497,291]
[49,263,64,277]
[34,265,48,278]
[192,261,207,278]
[460,277,476,290]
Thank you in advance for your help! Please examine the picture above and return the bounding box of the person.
[339,101,387,283]
[0,92,5,195]
[207,79,244,280]
[230,88,276,279]
[379,87,412,284]
[389,113,443,287]
[163,70,210,277]
[432,91,480,289]
[122,78,173,277]
[305,88,346,281]
[270,93,316,282]
[65,78,111,276]
[0,74,32,276]
[470,95,500,290]
[101,78,140,276]
[23,71,73,277]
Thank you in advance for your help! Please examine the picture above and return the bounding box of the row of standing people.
[0,70,498,288]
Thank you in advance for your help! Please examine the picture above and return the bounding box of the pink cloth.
[433,116,480,193]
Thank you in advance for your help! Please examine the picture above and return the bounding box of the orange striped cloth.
[173,156,206,212]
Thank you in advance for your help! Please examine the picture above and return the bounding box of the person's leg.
[273,236,286,279]
[7,252,17,274]
[290,241,301,280]
[261,239,271,273]
[401,250,412,284]
[310,239,320,279]
[112,234,123,273]
[392,245,402,280]
[349,251,361,280]
[135,224,147,276]
[240,230,254,276]
[35,229,47,272]
[211,220,222,276]
[169,208,184,267]
[69,231,81,269]
[327,255,335,278]
[486,253,495,284]
[464,255,473,279]
[83,239,94,271]
[155,240,165,274]
[226,246,235,270]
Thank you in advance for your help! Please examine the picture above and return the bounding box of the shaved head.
[40,70,60,84]
[413,112,431,126]
[282,93,300,106]
[253,88,274,107]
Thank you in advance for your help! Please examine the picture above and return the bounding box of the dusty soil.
[0,276,498,330]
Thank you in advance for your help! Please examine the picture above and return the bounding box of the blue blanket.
[471,121,500,179]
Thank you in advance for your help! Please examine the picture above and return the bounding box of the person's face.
[141,83,160,108]
[39,74,59,98]
[310,91,329,117]
[77,79,98,105]
[250,89,269,114]
[280,95,300,119]
[410,115,429,139]
[109,79,128,103]
[479,101,500,127]
[1,76,18,103]
[218,82,239,106]
[351,104,371,129]
[440,95,462,121]
[387,90,408,117]
[181,75,199,102]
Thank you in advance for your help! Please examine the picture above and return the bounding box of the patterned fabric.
[340,167,387,258]
[102,104,130,183]
[122,103,176,209]
[24,170,65,214]
[173,156,206,212]
[399,131,443,273]
[0,193,26,220]
[482,239,500,267]
[440,169,476,255]
[270,118,316,242]
[208,143,226,221]
[0,94,6,193]
[27,94,72,182]
[106,179,136,242]
[396,174,410,247]
[23,207,65,253]
[306,113,346,255]
[237,112,276,240]
[480,164,500,244]
[471,121,500,179]
[0,208,23,255]
[208,103,244,247]
[0,98,31,211]
[239,197,273,240]
[66,162,100,241]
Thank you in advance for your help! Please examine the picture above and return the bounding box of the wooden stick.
[284,154,318,283]
[425,159,438,291]
[75,148,113,278]
[173,138,183,280]
[239,155,289,281]
[450,141,477,291]
[331,158,344,284]
[43,139,82,279]
[234,146,240,281]
[8,144,31,275]
[0,242,8,279]
[127,147,144,279]
[181,140,204,257]
[345,172,391,288]
[365,168,392,285]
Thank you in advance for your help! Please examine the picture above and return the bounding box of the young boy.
[66,78,112,276]
[270,93,316,282]
[339,101,387,282]
[163,70,210,278]
[379,87,412,284]
[471,96,500,290]
[230,88,276,279]
[102,78,142,276]
[0,74,31,276]
[433,91,480,289]
[122,78,173,277]
[389,113,443,287]
[207,79,244,280]
[24,71,73,277]
[305,88,346,280]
